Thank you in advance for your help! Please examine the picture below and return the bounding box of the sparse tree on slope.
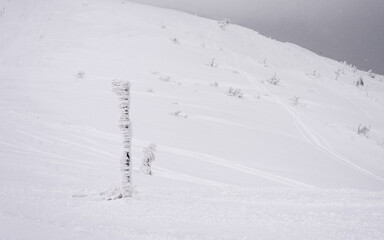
[112,80,133,198]
[218,18,231,29]
[356,76,364,87]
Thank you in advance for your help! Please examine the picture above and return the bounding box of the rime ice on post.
[112,80,133,197]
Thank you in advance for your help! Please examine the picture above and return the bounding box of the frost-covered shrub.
[159,76,170,82]
[377,139,384,148]
[141,143,156,175]
[76,71,85,79]
[170,110,188,118]
[368,70,376,79]
[227,87,243,98]
[357,124,370,137]
[308,70,320,78]
[290,96,300,106]
[266,74,280,85]
[335,69,341,80]
[0,7,5,17]
[260,57,268,67]
[209,58,218,68]
[170,37,180,45]
[355,76,364,87]
[211,82,219,87]
[218,18,231,29]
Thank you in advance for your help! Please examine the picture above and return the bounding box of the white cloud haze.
[132,0,384,74]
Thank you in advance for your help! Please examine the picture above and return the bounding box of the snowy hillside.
[1,0,384,239]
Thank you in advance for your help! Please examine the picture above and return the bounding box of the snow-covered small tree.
[309,70,320,78]
[262,57,268,67]
[355,76,364,87]
[159,76,171,82]
[267,73,280,85]
[227,87,243,98]
[169,110,188,118]
[218,18,231,29]
[209,58,218,68]
[357,124,370,137]
[112,80,133,198]
[76,71,85,79]
[368,70,376,79]
[141,143,157,175]
[335,69,341,80]
[211,82,219,87]
[290,96,300,106]
[0,6,5,17]
[170,37,180,45]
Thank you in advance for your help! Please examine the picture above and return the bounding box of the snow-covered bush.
[76,71,85,79]
[357,124,370,137]
[218,18,231,30]
[211,82,219,87]
[170,37,180,45]
[308,70,320,78]
[260,57,268,67]
[0,7,5,17]
[227,87,243,98]
[159,76,170,82]
[112,80,133,198]
[290,96,300,106]
[141,143,157,175]
[209,58,218,68]
[170,110,188,118]
[377,139,384,148]
[355,76,364,87]
[368,70,376,79]
[266,74,280,85]
[335,69,341,80]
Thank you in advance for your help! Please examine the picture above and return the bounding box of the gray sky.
[132,0,384,74]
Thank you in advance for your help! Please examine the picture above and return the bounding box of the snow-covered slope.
[1,0,384,239]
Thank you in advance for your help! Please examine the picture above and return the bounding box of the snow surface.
[1,0,384,239]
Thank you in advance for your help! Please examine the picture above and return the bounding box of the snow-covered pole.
[112,80,133,197]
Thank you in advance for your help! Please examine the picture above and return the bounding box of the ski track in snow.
[274,92,384,184]
[347,97,374,120]
[136,140,316,189]
[4,121,313,189]
[237,63,384,185]
[154,166,231,188]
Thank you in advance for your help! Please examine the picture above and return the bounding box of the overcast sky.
[132,0,384,74]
